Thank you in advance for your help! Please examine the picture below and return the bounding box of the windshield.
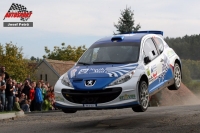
[78,42,140,65]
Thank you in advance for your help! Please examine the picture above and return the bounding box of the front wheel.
[132,81,149,112]
[168,63,181,90]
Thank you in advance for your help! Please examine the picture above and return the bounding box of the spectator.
[0,101,3,111]
[41,83,47,100]
[35,82,43,111]
[48,86,56,109]
[19,93,26,108]
[1,66,9,82]
[13,97,23,111]
[17,82,23,98]
[45,82,50,88]
[0,74,6,111]
[42,95,54,111]
[12,80,17,107]
[29,81,36,111]
[22,99,31,112]
[22,80,31,99]
[25,74,31,83]
[6,79,14,111]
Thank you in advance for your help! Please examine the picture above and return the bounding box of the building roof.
[37,59,75,77]
[45,59,75,76]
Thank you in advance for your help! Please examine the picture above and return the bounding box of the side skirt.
[149,78,174,96]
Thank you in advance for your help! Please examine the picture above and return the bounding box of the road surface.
[1,105,200,133]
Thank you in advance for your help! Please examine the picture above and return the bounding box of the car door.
[143,38,164,94]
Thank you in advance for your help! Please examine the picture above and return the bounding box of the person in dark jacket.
[22,80,31,99]
[6,78,14,111]
[1,66,9,82]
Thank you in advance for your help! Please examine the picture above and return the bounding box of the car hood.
[64,63,138,90]
[68,63,139,78]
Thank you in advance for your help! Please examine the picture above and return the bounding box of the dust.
[151,83,200,106]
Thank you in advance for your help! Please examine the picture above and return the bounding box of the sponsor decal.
[119,94,135,101]
[3,3,33,27]
[151,64,157,73]
[55,96,64,102]
[90,68,107,73]
[78,69,89,74]
[76,63,138,77]
[149,76,154,82]
[158,54,170,82]
[146,66,151,76]
[153,72,157,79]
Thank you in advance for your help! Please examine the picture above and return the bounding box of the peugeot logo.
[85,80,96,87]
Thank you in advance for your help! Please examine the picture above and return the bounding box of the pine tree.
[114,6,141,34]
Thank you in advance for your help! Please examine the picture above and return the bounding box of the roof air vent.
[111,36,124,42]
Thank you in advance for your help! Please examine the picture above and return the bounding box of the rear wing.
[131,30,163,36]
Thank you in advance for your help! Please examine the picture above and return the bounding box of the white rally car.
[54,31,182,113]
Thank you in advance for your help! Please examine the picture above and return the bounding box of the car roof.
[93,31,163,45]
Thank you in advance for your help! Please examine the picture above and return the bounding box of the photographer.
[22,80,31,99]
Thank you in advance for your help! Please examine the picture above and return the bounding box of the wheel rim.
[140,83,149,109]
[174,65,181,88]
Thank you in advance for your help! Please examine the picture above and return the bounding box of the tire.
[132,81,149,112]
[62,109,77,113]
[168,63,181,90]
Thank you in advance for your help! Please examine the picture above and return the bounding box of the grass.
[0,111,16,114]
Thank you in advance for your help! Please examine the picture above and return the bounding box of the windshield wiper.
[93,61,123,64]
[77,62,91,65]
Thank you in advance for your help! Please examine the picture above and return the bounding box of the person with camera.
[22,80,31,99]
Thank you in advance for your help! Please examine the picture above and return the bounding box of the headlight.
[61,74,73,87]
[109,70,135,86]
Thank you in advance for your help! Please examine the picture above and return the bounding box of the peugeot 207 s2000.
[54,31,182,113]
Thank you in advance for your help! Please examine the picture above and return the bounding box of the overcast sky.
[0,0,200,59]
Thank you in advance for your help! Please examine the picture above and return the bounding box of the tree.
[0,42,35,81]
[30,56,36,61]
[43,43,87,61]
[114,6,141,34]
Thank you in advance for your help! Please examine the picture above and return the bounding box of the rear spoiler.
[130,30,163,36]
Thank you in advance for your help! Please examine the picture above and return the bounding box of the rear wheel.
[62,109,77,113]
[132,81,149,112]
[168,63,181,90]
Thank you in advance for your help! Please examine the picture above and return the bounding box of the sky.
[0,0,200,59]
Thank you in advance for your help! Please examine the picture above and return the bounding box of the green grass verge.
[0,111,16,114]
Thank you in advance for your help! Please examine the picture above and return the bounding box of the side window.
[143,38,159,61]
[154,37,164,53]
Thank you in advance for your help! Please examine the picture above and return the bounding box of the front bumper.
[54,76,140,110]
[55,101,139,110]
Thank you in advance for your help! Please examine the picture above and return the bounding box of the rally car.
[54,31,182,113]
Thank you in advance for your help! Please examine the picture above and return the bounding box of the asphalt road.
[1,105,200,133]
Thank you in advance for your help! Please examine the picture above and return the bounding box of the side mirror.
[144,56,151,64]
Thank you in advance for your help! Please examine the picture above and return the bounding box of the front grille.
[61,87,122,104]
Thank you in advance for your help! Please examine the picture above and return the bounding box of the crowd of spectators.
[0,66,56,112]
